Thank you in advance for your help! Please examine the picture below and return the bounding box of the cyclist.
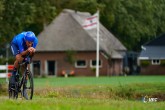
[10,31,38,87]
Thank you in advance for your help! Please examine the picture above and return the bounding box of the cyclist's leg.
[10,44,18,87]
[10,44,24,86]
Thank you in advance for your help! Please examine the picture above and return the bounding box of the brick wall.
[33,51,123,76]
[141,65,165,75]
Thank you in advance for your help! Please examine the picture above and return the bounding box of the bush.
[0,83,7,95]
[160,60,165,66]
[91,67,96,73]
[140,60,150,67]
[0,58,6,64]
[0,57,14,65]
[8,57,15,64]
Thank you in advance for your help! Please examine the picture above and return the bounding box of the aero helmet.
[24,31,35,42]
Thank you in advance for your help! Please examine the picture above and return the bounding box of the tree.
[1,0,165,52]
[99,0,165,51]
[0,0,4,47]
[25,0,56,34]
[53,0,165,51]
[0,0,56,56]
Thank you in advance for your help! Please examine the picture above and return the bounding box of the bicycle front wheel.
[22,71,34,100]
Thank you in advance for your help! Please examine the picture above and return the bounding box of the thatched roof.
[36,9,127,58]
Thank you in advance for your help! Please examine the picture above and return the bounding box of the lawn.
[0,76,165,110]
[34,75,165,87]
[0,97,165,110]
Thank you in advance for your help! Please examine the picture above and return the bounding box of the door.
[32,60,41,76]
[47,61,56,75]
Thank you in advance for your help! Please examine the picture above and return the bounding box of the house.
[138,33,165,75]
[31,9,127,77]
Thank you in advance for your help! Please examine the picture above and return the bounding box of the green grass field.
[0,76,165,110]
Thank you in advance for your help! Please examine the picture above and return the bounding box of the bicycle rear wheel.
[22,71,34,100]
[8,83,14,99]
[8,78,19,99]
[9,84,19,99]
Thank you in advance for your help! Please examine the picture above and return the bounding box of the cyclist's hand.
[27,47,33,53]
[28,47,35,53]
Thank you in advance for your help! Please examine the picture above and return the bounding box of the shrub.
[0,83,7,95]
[140,60,150,67]
[160,60,165,66]
[0,58,6,64]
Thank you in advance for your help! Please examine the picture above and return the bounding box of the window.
[75,60,87,68]
[152,59,160,65]
[90,60,102,67]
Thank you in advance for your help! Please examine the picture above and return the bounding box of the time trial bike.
[8,57,34,100]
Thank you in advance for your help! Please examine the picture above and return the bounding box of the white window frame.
[75,60,87,68]
[151,59,160,65]
[90,60,102,68]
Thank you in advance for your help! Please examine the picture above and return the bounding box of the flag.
[82,10,100,77]
[82,13,98,30]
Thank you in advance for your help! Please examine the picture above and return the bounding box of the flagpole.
[96,10,99,77]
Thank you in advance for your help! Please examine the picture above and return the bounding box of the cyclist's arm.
[30,37,38,53]
[20,50,29,57]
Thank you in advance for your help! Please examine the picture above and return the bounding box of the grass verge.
[0,76,165,110]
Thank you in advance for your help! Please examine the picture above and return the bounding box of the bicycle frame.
[9,58,34,100]
[16,61,29,91]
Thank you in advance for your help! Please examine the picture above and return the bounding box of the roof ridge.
[63,9,91,16]
[144,33,165,46]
